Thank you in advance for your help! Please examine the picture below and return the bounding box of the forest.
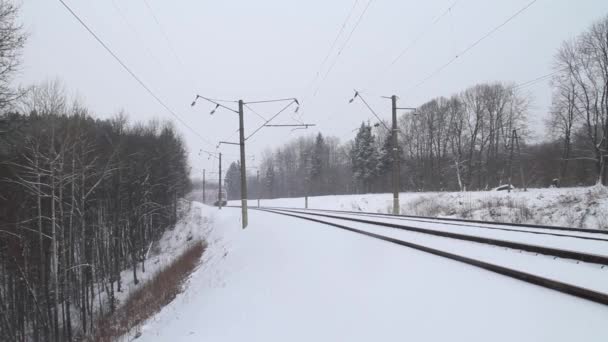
[223,15,608,201]
[0,2,191,340]
[0,86,191,341]
[1,0,608,340]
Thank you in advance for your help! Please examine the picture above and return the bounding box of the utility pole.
[218,152,222,209]
[306,160,310,209]
[391,95,400,215]
[508,129,515,193]
[192,95,304,228]
[514,129,527,191]
[238,100,249,229]
[350,91,414,216]
[203,169,206,204]
[256,169,260,208]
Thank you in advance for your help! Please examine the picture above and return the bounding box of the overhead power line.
[362,0,461,93]
[246,100,299,141]
[391,0,460,66]
[314,0,375,97]
[110,0,170,78]
[56,0,214,147]
[408,0,538,92]
[512,70,560,90]
[141,0,199,91]
[309,0,360,88]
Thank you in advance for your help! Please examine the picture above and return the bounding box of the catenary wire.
[408,0,538,92]
[313,0,375,97]
[56,0,215,147]
[309,0,360,90]
[141,0,200,92]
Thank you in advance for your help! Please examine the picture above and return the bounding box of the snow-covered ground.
[96,201,213,326]
[232,185,608,230]
[137,205,608,342]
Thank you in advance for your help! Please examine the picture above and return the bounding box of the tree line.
[222,14,608,201]
[0,82,191,341]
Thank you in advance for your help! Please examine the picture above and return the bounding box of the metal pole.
[515,130,527,191]
[218,153,222,209]
[238,100,248,229]
[391,95,400,215]
[203,169,206,204]
[305,152,309,209]
[257,169,260,208]
[507,129,515,193]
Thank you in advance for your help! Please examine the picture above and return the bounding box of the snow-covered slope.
[137,206,608,342]
[232,186,608,229]
[106,201,214,314]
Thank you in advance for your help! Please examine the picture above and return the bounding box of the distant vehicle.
[494,184,515,191]
[214,199,227,207]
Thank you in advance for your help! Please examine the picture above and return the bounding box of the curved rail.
[262,207,608,242]
[257,205,608,235]
[263,207,608,265]
[256,207,608,306]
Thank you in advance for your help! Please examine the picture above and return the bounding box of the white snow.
[136,205,608,342]
[92,201,213,321]
[231,185,608,230]
[269,209,608,294]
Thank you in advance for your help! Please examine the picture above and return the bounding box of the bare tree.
[0,0,26,111]
[553,15,608,185]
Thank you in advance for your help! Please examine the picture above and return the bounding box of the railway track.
[257,207,608,265]
[264,207,608,242]
[249,207,608,307]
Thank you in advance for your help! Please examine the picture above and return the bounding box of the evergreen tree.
[377,131,401,191]
[265,163,276,198]
[310,133,326,194]
[224,161,241,200]
[351,122,379,192]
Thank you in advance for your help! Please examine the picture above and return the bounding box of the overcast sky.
[16,0,608,177]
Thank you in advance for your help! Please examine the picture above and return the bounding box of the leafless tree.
[0,0,26,111]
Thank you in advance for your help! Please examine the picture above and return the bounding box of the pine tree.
[377,131,401,191]
[351,122,379,192]
[310,133,326,194]
[224,161,241,200]
[264,163,276,198]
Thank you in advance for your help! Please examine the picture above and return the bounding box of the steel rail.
[259,206,608,235]
[260,207,608,266]
[255,208,608,307]
[262,207,608,242]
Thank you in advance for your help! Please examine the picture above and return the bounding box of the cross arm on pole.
[348,89,391,131]
[264,124,316,128]
[218,141,241,146]
[191,95,239,114]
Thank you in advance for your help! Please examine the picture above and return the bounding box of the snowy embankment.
[233,185,608,230]
[135,205,608,342]
[107,202,211,308]
[95,201,212,340]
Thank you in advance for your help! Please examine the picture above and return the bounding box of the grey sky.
[16,0,608,176]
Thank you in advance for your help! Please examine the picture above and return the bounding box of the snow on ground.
[137,205,608,342]
[275,209,608,294]
[97,201,214,316]
[231,185,608,229]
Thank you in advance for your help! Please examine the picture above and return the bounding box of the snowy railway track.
[265,206,608,239]
[258,207,608,265]
[250,207,608,307]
